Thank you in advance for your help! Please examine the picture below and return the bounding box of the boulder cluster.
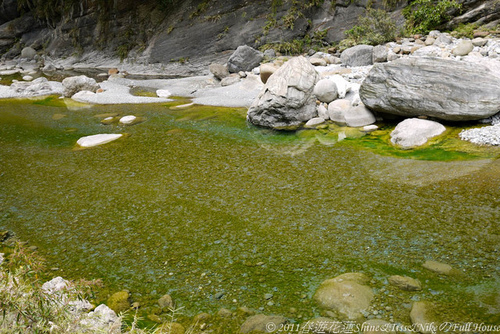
[209,30,500,147]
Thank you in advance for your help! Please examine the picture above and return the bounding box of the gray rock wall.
[0,0,498,65]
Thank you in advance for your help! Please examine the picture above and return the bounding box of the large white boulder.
[391,118,446,148]
[247,56,319,129]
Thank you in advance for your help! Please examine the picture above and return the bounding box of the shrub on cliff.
[344,8,398,46]
[403,0,461,34]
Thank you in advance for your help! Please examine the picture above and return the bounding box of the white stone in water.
[156,89,171,98]
[172,103,194,109]
[391,118,445,148]
[363,125,378,132]
[23,75,33,81]
[104,117,113,121]
[0,69,20,76]
[77,134,123,148]
[305,117,325,128]
[119,115,136,125]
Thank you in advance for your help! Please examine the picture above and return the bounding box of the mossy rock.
[0,231,11,242]
[107,290,130,314]
[159,322,185,334]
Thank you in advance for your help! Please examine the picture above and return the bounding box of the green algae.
[0,99,499,325]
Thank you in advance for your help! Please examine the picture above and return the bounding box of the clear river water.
[0,96,499,325]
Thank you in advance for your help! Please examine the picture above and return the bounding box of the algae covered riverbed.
[0,97,499,325]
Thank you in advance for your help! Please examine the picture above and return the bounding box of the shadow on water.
[0,98,499,323]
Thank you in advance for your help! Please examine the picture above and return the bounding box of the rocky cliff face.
[0,0,498,68]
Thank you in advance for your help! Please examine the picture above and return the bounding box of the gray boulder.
[328,99,351,124]
[372,45,388,63]
[360,57,500,121]
[341,45,374,67]
[209,63,229,80]
[62,75,100,97]
[313,78,338,103]
[227,45,263,73]
[390,118,446,148]
[452,40,474,56]
[220,74,240,86]
[247,56,319,130]
[344,105,376,127]
[20,46,36,60]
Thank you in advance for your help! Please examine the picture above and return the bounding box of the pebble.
[460,124,500,146]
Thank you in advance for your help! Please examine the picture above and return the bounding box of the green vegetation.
[451,22,477,38]
[189,0,211,19]
[382,0,404,10]
[264,0,325,35]
[0,242,102,333]
[403,0,461,34]
[345,8,398,45]
[260,29,328,55]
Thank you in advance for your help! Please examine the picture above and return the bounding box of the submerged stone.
[240,314,288,334]
[388,275,422,291]
[314,273,374,320]
[422,260,454,275]
[107,290,130,314]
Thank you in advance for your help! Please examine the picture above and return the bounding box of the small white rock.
[305,117,325,128]
[77,134,123,148]
[119,115,137,125]
[363,125,378,132]
[172,103,194,109]
[156,89,171,98]
[23,75,34,81]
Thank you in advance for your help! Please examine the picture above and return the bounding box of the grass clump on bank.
[0,242,99,333]
[0,240,165,333]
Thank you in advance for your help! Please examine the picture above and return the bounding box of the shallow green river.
[0,97,499,324]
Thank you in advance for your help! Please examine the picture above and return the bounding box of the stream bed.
[0,96,499,326]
